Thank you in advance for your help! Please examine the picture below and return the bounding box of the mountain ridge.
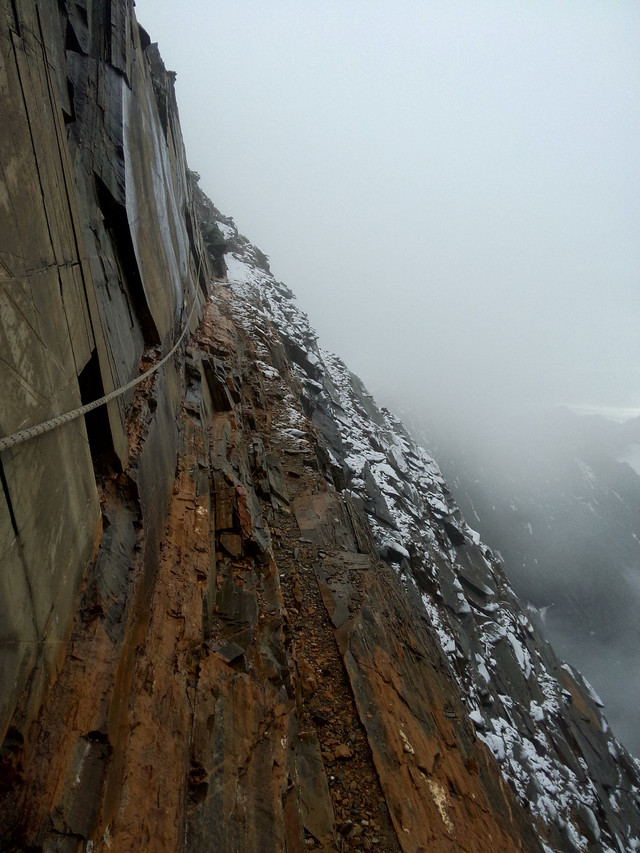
[0,2,638,850]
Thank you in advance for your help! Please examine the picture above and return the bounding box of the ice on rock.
[469,709,485,728]
[466,526,481,545]
[255,360,280,379]
[530,701,545,723]
[215,221,235,240]
[281,428,307,438]
[582,677,606,708]
[380,537,410,559]
[507,632,532,678]
[481,732,506,762]
[474,654,491,687]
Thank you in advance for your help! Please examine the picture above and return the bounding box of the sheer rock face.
[0,2,638,852]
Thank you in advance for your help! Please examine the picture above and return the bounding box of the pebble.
[334,743,353,760]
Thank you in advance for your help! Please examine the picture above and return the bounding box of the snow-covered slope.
[403,407,640,759]
[208,201,640,852]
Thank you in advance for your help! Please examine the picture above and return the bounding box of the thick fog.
[136,0,640,425]
[135,1,640,751]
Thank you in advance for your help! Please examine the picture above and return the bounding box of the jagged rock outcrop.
[0,2,638,851]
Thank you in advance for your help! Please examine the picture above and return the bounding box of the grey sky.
[135,0,640,421]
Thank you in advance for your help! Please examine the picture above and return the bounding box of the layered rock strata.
[0,2,638,852]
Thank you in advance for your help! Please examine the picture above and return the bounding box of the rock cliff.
[0,2,638,851]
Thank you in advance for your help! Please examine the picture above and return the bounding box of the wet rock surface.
[0,2,639,852]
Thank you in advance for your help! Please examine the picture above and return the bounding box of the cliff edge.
[0,2,638,851]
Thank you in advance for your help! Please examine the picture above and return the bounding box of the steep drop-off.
[0,2,638,851]
[402,407,640,757]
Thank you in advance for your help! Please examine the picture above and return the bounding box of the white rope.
[0,280,203,453]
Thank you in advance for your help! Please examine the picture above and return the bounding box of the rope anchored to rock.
[0,279,202,453]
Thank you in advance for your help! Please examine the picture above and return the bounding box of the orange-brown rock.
[1,3,638,852]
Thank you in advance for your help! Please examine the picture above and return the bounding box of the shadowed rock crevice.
[77,347,117,471]
[93,173,160,346]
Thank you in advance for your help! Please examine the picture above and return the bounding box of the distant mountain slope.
[402,406,640,758]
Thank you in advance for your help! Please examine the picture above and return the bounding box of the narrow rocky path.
[0,290,539,852]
